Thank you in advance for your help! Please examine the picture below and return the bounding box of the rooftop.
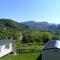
[0,39,12,46]
[42,40,60,50]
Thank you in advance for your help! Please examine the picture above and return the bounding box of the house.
[42,40,60,60]
[0,39,13,57]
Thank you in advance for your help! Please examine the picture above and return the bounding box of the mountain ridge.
[0,19,60,31]
[21,21,60,31]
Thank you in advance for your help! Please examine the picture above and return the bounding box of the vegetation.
[22,31,53,44]
[0,44,42,60]
[0,19,28,31]
[17,44,43,53]
[0,19,60,44]
[0,19,29,40]
[0,19,60,60]
[0,53,40,60]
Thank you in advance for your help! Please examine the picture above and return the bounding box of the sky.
[0,0,60,24]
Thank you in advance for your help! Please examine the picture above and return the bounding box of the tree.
[30,31,43,43]
[42,32,52,44]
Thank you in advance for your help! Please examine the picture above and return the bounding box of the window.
[5,44,9,49]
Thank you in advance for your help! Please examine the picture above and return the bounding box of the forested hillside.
[0,19,29,40]
[0,19,29,31]
[0,19,60,44]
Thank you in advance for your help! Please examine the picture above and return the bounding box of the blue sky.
[0,0,60,24]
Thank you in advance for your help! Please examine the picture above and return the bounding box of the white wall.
[42,49,60,60]
[0,43,12,57]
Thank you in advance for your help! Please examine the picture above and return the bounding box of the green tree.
[42,32,53,44]
[30,31,42,43]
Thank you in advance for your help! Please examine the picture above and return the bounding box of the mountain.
[21,21,49,30]
[0,19,60,31]
[21,21,60,31]
[0,19,29,31]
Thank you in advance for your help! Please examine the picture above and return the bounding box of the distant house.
[0,39,13,57]
[42,40,60,60]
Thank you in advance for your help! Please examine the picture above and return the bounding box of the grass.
[17,43,43,49]
[0,53,40,60]
[0,44,43,60]
[17,44,43,53]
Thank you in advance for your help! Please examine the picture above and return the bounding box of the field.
[0,44,43,60]
[17,43,43,49]
[0,53,40,60]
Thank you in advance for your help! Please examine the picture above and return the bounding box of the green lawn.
[0,53,40,60]
[0,44,43,60]
[17,43,43,49]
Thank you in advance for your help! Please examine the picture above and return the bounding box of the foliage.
[42,32,53,44]
[0,19,29,31]
[0,19,29,41]
[0,19,60,45]
[22,31,53,44]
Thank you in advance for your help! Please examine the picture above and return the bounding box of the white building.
[42,40,60,60]
[0,39,13,57]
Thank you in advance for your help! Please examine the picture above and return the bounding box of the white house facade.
[42,40,60,60]
[0,39,13,57]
